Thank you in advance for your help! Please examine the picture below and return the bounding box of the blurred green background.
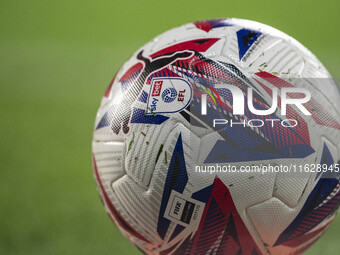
[0,0,339,254]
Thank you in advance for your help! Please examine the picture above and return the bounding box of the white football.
[92,18,340,255]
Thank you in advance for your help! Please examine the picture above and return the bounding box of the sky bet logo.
[200,85,312,128]
[146,78,192,115]
[151,81,163,97]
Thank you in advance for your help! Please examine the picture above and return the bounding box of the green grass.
[0,0,339,254]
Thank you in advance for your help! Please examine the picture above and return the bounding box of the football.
[92,18,340,254]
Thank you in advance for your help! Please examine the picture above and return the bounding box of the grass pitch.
[0,0,339,254]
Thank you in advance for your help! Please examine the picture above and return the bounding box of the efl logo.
[146,78,192,115]
[152,81,163,96]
